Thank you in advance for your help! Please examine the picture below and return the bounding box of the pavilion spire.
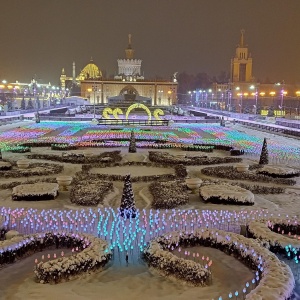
[125,33,134,59]
[240,29,245,47]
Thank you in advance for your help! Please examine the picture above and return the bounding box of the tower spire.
[72,61,76,83]
[125,33,134,59]
[240,29,245,47]
[128,34,132,48]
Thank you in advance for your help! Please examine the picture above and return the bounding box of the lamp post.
[250,85,258,114]
[221,93,224,111]
[91,83,97,123]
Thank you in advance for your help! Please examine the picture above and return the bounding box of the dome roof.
[78,58,102,80]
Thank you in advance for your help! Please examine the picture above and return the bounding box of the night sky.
[1,0,300,85]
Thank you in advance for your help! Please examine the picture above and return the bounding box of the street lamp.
[237,93,243,113]
[250,85,258,114]
[280,89,287,117]
[91,83,98,123]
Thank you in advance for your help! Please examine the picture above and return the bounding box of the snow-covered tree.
[259,137,269,165]
[20,97,26,110]
[128,130,137,153]
[26,98,34,110]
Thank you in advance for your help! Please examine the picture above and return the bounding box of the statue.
[172,72,178,82]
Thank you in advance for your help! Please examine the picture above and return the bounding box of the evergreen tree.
[259,138,269,165]
[36,96,40,109]
[119,174,136,218]
[267,107,274,117]
[128,130,137,153]
[20,97,26,110]
[7,99,13,111]
[220,116,225,127]
[26,98,34,110]
[35,112,41,123]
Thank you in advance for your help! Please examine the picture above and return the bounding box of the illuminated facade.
[231,30,253,83]
[208,30,300,114]
[60,34,177,106]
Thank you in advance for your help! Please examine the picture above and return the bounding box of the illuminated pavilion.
[60,34,178,107]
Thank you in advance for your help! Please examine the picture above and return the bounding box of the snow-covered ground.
[0,121,300,300]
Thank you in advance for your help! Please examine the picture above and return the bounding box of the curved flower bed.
[247,218,300,255]
[28,151,122,164]
[257,166,300,178]
[70,179,113,206]
[174,164,188,178]
[0,162,63,178]
[51,143,78,151]
[35,234,111,284]
[149,180,189,209]
[144,234,211,286]
[199,183,255,205]
[0,216,7,239]
[6,146,31,153]
[149,151,242,165]
[0,161,12,171]
[201,165,296,185]
[199,179,285,194]
[144,229,295,299]
[237,182,285,194]
[0,177,57,190]
[80,161,177,182]
[0,232,111,284]
[180,144,214,152]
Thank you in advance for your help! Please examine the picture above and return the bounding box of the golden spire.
[240,29,245,47]
[128,34,132,48]
[125,33,134,59]
[61,68,65,75]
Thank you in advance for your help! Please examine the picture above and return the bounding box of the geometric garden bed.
[144,228,295,299]
[0,162,63,178]
[201,165,296,185]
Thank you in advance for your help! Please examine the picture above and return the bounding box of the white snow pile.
[257,165,300,176]
[12,183,59,198]
[199,183,255,204]
[248,218,300,250]
[146,229,295,300]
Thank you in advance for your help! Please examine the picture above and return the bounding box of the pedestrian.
[125,252,129,264]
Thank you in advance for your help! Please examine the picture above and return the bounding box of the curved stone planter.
[235,163,249,172]
[17,160,30,169]
[185,177,202,193]
[56,176,73,191]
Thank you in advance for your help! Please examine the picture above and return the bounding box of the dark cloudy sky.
[0,0,300,85]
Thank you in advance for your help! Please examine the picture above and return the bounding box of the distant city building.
[231,29,253,83]
[210,30,300,114]
[60,34,177,106]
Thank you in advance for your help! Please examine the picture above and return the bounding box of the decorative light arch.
[153,108,164,121]
[102,107,113,119]
[126,103,151,123]
[113,108,123,119]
